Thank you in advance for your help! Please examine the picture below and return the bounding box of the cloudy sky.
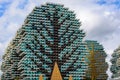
[0,0,120,79]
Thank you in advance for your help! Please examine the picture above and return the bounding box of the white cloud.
[0,0,120,79]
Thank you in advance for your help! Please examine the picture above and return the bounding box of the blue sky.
[0,0,120,79]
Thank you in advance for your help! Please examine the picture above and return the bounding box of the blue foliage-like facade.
[1,3,108,80]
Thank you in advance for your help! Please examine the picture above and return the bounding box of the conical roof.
[69,75,73,80]
[51,62,63,80]
[39,75,43,80]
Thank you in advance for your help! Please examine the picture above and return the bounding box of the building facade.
[1,3,87,80]
[85,40,108,80]
[1,3,108,80]
[111,46,120,78]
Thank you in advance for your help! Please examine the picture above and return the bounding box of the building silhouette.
[1,3,108,80]
[85,40,108,80]
[111,46,120,78]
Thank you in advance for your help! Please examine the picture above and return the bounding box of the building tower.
[1,3,88,80]
[85,40,108,80]
[111,46,120,78]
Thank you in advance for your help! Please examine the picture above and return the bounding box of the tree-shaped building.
[111,46,120,78]
[1,3,108,80]
[85,40,108,80]
[1,3,87,80]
